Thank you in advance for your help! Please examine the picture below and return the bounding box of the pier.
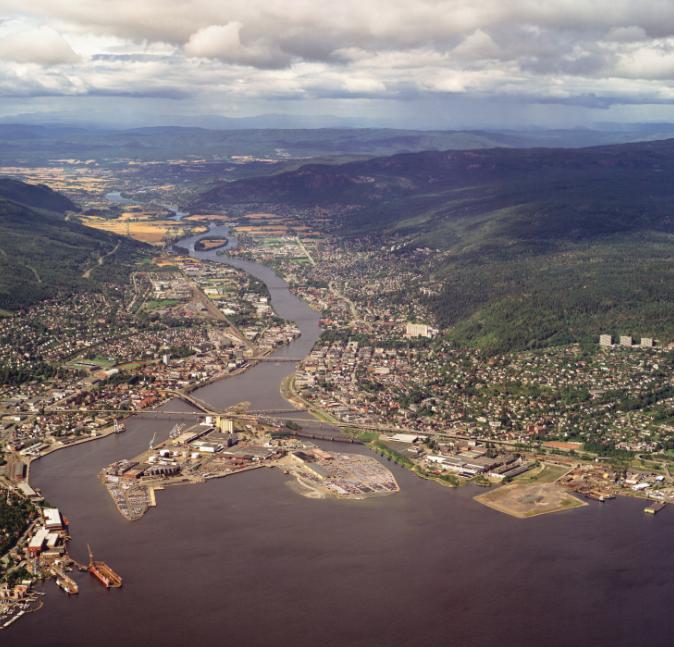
[645,501,666,515]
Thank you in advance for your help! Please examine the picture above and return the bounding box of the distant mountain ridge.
[4,123,674,164]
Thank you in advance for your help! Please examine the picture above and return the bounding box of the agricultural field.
[183,214,232,222]
[81,215,206,245]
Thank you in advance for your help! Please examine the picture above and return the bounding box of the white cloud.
[185,23,244,59]
[615,44,674,79]
[452,29,500,60]
[0,24,80,65]
[3,1,674,115]
[184,22,289,68]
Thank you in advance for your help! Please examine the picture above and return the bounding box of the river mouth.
[19,221,674,647]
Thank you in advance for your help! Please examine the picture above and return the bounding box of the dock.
[645,501,666,515]
[583,490,615,502]
[87,545,123,589]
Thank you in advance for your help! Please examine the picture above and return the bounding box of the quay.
[645,501,666,515]
[583,490,615,502]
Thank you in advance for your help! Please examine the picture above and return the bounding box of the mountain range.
[5,123,674,164]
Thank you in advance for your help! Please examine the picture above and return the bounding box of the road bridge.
[34,404,533,449]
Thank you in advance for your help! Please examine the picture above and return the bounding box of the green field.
[513,463,568,484]
[144,299,180,310]
[70,355,115,369]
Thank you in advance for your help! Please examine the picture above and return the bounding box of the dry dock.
[88,545,123,588]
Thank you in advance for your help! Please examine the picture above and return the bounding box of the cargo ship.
[87,545,123,589]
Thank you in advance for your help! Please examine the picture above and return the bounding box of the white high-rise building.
[599,334,612,347]
[405,323,434,338]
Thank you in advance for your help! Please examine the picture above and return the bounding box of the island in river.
[194,236,229,251]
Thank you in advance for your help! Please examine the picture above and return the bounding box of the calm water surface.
[13,229,674,647]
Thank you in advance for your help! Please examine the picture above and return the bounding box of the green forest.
[0,181,147,311]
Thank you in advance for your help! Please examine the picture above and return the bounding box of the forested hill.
[194,138,674,230]
[0,180,144,311]
[0,178,77,213]
[193,139,674,352]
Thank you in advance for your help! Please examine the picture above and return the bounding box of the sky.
[3,1,674,128]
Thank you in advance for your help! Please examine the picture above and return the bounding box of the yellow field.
[82,217,206,245]
[184,214,231,222]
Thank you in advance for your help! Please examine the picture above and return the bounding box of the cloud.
[4,1,674,118]
[0,25,80,65]
[184,22,290,68]
[615,45,674,79]
[452,29,500,60]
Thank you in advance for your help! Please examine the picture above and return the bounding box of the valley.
[0,132,673,642]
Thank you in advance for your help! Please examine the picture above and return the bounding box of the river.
[13,227,674,647]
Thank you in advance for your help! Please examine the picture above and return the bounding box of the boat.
[56,576,79,595]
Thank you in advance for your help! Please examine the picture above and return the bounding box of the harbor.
[99,416,399,520]
[14,225,674,647]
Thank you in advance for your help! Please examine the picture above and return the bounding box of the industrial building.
[42,508,63,531]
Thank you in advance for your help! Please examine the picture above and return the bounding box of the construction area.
[475,463,587,518]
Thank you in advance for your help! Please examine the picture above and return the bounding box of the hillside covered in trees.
[0,179,145,311]
[194,139,674,351]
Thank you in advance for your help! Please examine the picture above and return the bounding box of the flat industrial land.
[475,481,586,519]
